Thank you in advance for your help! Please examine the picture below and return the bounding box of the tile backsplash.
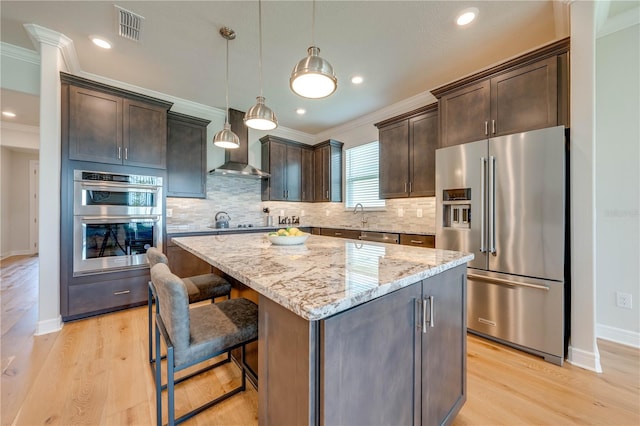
[166,174,436,234]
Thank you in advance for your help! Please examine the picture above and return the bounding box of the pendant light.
[244,0,278,130]
[213,27,240,149]
[289,0,337,99]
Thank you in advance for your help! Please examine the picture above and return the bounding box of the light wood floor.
[2,255,639,425]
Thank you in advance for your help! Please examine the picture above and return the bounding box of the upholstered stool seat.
[151,263,257,425]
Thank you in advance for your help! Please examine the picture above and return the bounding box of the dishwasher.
[359,231,399,244]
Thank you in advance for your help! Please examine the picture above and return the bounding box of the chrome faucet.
[353,203,368,228]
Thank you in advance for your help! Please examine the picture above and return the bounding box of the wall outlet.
[398,208,404,217]
[616,292,633,309]
[280,210,285,216]
[301,210,305,217]
[325,209,330,217]
[417,208,423,218]
[166,209,173,217]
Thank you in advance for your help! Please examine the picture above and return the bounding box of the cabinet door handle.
[326,190,329,199]
[335,232,342,236]
[422,298,428,333]
[113,290,131,295]
[124,147,128,160]
[404,182,407,192]
[117,146,122,159]
[484,121,488,135]
[410,240,423,244]
[409,182,412,193]
[492,119,496,134]
[428,295,434,327]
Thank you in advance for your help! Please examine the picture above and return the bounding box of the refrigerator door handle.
[489,155,496,254]
[480,157,487,253]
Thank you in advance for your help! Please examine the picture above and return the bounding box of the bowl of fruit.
[267,227,310,245]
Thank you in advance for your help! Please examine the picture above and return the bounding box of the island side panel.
[320,283,423,426]
[258,295,319,426]
[422,264,467,425]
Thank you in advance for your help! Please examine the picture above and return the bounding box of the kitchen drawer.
[320,228,361,239]
[67,276,148,317]
[400,234,435,248]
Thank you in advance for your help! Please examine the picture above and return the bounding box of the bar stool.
[151,263,257,425]
[146,247,232,367]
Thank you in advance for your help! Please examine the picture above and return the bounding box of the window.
[345,141,385,209]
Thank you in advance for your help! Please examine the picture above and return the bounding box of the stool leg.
[167,346,175,426]
[148,286,154,364]
[155,323,162,426]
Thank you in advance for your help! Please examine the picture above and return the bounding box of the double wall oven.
[73,170,163,276]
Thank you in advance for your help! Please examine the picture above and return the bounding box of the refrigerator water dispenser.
[442,188,471,229]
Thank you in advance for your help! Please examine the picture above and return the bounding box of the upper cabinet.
[376,104,438,199]
[260,135,308,202]
[260,137,343,203]
[166,111,210,198]
[433,38,569,148]
[313,140,343,202]
[62,73,173,169]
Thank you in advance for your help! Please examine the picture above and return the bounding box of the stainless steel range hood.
[209,109,270,179]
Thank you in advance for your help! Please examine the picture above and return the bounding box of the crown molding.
[0,121,39,134]
[314,90,436,142]
[23,24,79,73]
[0,42,40,65]
[597,6,640,39]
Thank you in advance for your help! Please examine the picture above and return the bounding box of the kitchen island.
[172,233,473,426]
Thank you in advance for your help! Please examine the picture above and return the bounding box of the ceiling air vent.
[115,5,144,42]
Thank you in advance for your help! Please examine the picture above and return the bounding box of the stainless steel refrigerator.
[435,126,568,365]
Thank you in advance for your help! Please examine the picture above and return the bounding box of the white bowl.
[267,233,310,246]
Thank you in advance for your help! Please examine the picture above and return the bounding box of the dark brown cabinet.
[320,264,466,426]
[166,112,210,198]
[376,104,438,199]
[319,227,361,239]
[260,135,311,202]
[433,38,569,148]
[301,148,315,201]
[63,73,172,169]
[313,139,343,202]
[400,233,435,248]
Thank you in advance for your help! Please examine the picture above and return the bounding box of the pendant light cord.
[311,0,316,47]
[225,37,230,125]
[258,0,263,97]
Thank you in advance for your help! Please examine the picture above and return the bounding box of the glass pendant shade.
[213,122,240,149]
[290,46,337,99]
[245,96,278,130]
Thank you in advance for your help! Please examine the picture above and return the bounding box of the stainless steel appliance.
[73,170,163,276]
[436,126,568,365]
[214,211,230,228]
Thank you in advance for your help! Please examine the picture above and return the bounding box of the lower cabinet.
[259,264,467,425]
[66,274,148,318]
[400,233,436,248]
[322,264,466,425]
[319,227,361,239]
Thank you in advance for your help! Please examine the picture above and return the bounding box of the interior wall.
[1,147,12,257]
[9,150,38,255]
[595,23,640,344]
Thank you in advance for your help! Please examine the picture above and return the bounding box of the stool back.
[147,247,169,268]
[150,263,190,352]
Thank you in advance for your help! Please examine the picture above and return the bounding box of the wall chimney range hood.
[209,108,270,179]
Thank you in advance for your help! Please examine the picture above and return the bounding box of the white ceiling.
[1,1,572,135]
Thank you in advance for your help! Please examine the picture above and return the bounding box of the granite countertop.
[171,234,472,321]
[166,224,436,236]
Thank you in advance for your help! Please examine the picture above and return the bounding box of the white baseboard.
[0,249,35,260]
[596,323,640,348]
[567,345,603,373]
[35,316,62,335]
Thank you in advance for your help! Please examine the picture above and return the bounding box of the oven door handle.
[79,215,161,223]
[80,182,160,192]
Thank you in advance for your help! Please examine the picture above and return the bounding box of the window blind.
[345,141,385,209]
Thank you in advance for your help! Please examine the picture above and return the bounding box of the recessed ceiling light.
[456,7,479,26]
[351,76,364,85]
[2,111,17,118]
[91,36,112,49]
[296,108,306,115]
